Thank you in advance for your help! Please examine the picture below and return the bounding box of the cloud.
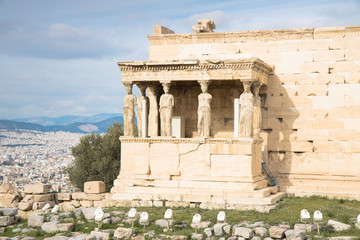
[0,21,133,59]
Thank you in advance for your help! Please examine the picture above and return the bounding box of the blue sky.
[0,0,359,119]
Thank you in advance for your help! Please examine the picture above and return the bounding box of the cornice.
[119,137,257,144]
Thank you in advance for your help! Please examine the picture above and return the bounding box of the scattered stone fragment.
[42,221,59,233]
[170,236,188,240]
[113,227,134,239]
[132,236,145,240]
[328,237,359,240]
[43,236,69,240]
[213,223,225,236]
[0,208,18,216]
[223,224,231,234]
[60,212,73,218]
[58,223,74,232]
[155,219,174,227]
[248,221,265,228]
[251,236,262,240]
[269,227,287,239]
[28,215,44,227]
[21,228,36,234]
[0,216,14,226]
[204,227,213,237]
[278,224,291,230]
[294,223,317,232]
[233,227,254,239]
[74,208,83,219]
[22,237,36,240]
[81,207,96,220]
[18,202,32,211]
[50,215,61,222]
[90,230,110,240]
[327,220,351,232]
[190,221,211,229]
[12,228,21,233]
[144,230,156,238]
[254,227,267,237]
[191,233,203,240]
[285,229,306,240]
[0,227,5,233]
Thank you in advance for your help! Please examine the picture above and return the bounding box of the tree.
[65,122,123,192]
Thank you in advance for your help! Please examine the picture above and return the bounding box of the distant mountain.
[0,116,124,133]
[14,113,122,126]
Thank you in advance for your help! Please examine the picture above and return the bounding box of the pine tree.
[65,122,123,192]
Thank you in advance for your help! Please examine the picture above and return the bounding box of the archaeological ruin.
[110,20,360,208]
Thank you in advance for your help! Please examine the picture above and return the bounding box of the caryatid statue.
[252,82,262,138]
[239,81,254,137]
[159,82,174,137]
[123,83,137,137]
[136,83,149,137]
[197,80,212,137]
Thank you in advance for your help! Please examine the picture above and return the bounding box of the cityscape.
[0,129,85,192]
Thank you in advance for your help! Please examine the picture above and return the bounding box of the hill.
[0,115,123,133]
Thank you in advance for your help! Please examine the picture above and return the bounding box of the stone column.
[136,83,149,137]
[147,85,160,137]
[234,98,240,138]
[159,82,174,137]
[197,80,212,137]
[252,81,262,139]
[239,81,254,137]
[123,82,137,137]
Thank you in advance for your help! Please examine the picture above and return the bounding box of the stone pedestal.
[110,137,282,207]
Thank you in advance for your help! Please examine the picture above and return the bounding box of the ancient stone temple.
[110,20,360,207]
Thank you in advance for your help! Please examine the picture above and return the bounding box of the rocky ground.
[1,206,360,240]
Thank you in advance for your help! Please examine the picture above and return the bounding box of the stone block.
[299,62,329,74]
[329,107,360,119]
[268,40,299,52]
[313,50,345,62]
[58,202,75,212]
[113,227,134,239]
[329,129,360,141]
[0,208,17,216]
[333,61,360,72]
[312,95,344,109]
[327,219,351,232]
[0,216,14,227]
[80,200,94,207]
[345,49,360,61]
[42,222,58,233]
[55,193,71,201]
[330,38,360,50]
[22,193,54,203]
[28,215,44,227]
[238,41,268,53]
[285,229,306,240]
[18,202,33,211]
[57,223,74,232]
[84,181,105,194]
[0,194,19,208]
[269,227,287,239]
[233,227,254,238]
[345,95,360,106]
[298,39,330,51]
[313,141,344,153]
[314,27,345,39]
[313,119,344,129]
[344,119,360,130]
[24,184,51,194]
[0,182,18,194]
[345,72,360,84]
[297,84,328,96]
[297,129,328,141]
[312,73,344,84]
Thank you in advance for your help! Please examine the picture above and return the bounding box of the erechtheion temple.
[110,20,360,208]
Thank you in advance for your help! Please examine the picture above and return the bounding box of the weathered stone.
[223,224,231,234]
[0,181,18,194]
[113,227,134,239]
[191,233,203,240]
[90,230,110,240]
[0,208,18,216]
[57,223,74,232]
[18,202,33,211]
[41,221,58,233]
[32,201,47,210]
[285,229,307,240]
[60,212,73,218]
[56,193,71,201]
[204,228,213,237]
[43,236,69,240]
[190,221,211,229]
[213,223,225,236]
[74,208,83,219]
[327,220,351,232]
[22,228,36,234]
[0,227,5,233]
[170,236,188,240]
[251,237,262,240]
[28,215,44,227]
[24,184,51,194]
[294,223,316,232]
[155,219,174,227]
[0,194,20,208]
[12,228,21,232]
[82,207,96,220]
[22,193,54,203]
[233,227,254,239]
[21,237,36,240]
[253,227,267,237]
[59,202,75,212]
[84,181,105,194]
[269,227,286,239]
[0,216,14,226]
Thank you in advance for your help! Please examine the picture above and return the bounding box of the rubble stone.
[285,229,307,240]
[113,227,134,239]
[27,215,44,227]
[24,184,51,194]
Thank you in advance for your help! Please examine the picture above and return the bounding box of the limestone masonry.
[111,20,360,207]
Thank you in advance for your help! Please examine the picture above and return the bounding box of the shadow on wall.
[262,73,299,190]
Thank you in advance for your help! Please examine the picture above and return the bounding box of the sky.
[0,0,360,119]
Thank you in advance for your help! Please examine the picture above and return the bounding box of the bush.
[65,122,123,192]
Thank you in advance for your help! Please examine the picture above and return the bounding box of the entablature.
[118,58,273,85]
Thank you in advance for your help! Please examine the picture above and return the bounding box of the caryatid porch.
[110,58,284,207]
